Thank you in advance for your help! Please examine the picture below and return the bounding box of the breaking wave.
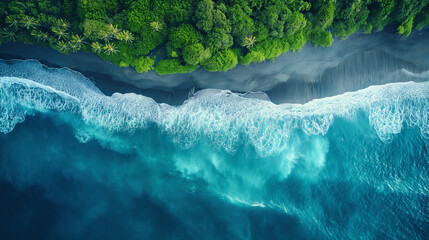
[1,59,428,240]
[0,60,428,156]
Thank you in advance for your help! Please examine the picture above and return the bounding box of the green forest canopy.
[0,0,428,74]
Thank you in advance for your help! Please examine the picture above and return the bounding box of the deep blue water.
[0,59,428,239]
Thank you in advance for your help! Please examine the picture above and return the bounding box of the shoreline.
[1,28,428,104]
[0,53,193,105]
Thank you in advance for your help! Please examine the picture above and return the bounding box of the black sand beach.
[1,27,428,104]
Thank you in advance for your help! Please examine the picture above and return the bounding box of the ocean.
[0,57,428,239]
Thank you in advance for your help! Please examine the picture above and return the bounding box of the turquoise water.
[0,60,428,239]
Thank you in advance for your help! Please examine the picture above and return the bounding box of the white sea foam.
[1,60,428,155]
[0,76,79,133]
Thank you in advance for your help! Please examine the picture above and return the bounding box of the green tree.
[169,24,202,49]
[332,0,370,39]
[31,30,49,42]
[284,30,306,51]
[78,0,118,20]
[5,16,20,30]
[69,41,79,52]
[397,17,414,37]
[201,49,238,72]
[21,16,39,30]
[257,2,291,38]
[106,24,121,37]
[131,56,155,73]
[414,4,429,29]
[91,42,103,53]
[310,29,333,47]
[195,0,214,32]
[239,50,266,65]
[56,19,70,29]
[117,30,135,43]
[155,59,197,75]
[206,31,233,50]
[206,4,233,50]
[150,21,162,32]
[252,38,288,60]
[83,19,105,40]
[100,29,113,42]
[212,5,231,32]
[242,35,256,48]
[228,4,255,45]
[285,11,307,35]
[0,28,17,41]
[183,43,211,65]
[310,0,336,29]
[392,0,428,23]
[103,43,118,55]
[125,0,153,33]
[51,26,68,40]
[71,35,85,48]
[57,40,69,53]
[367,0,395,30]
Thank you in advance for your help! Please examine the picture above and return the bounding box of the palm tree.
[150,21,162,32]
[242,35,256,48]
[51,26,68,40]
[56,19,70,29]
[1,28,16,41]
[40,32,49,42]
[106,24,120,37]
[99,30,113,42]
[57,40,69,53]
[5,16,20,30]
[91,42,103,53]
[21,16,39,30]
[71,34,85,48]
[117,30,134,43]
[69,41,79,52]
[31,30,48,42]
[103,43,118,55]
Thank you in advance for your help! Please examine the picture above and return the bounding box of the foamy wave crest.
[0,60,160,132]
[0,77,79,133]
[1,60,428,155]
[301,82,429,141]
[161,83,429,153]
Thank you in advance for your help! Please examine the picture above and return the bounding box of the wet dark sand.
[1,27,428,104]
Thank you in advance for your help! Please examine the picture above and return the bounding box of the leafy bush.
[201,49,238,72]
[155,59,197,75]
[132,56,155,73]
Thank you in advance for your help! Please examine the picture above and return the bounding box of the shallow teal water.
[0,60,428,239]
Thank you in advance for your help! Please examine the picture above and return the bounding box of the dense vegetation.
[1,0,428,74]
